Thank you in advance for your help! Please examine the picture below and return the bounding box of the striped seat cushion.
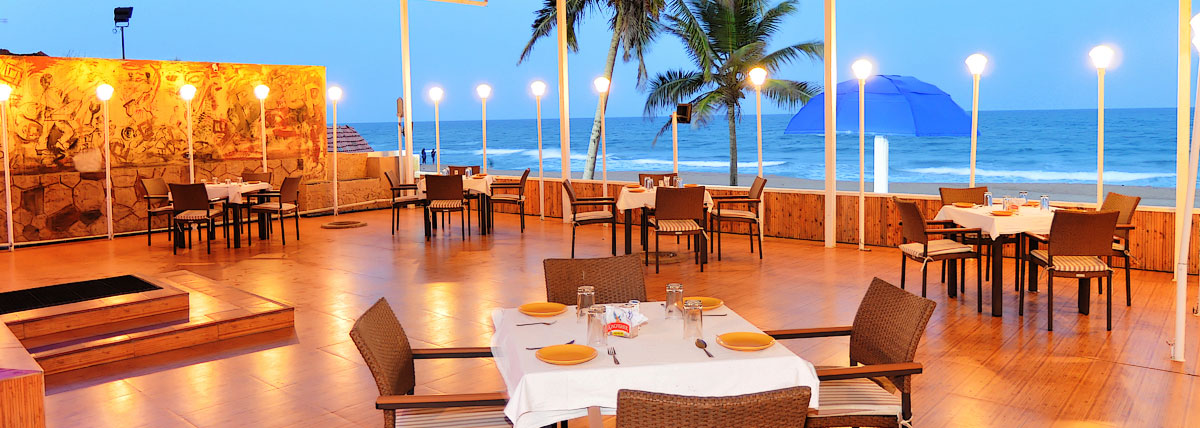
[1030,250,1109,272]
[713,208,758,220]
[1112,242,1125,252]
[148,204,175,213]
[491,194,524,202]
[813,378,902,418]
[429,200,463,209]
[898,239,971,259]
[174,208,221,221]
[573,210,613,222]
[654,219,702,233]
[251,202,297,211]
[395,406,511,427]
[394,195,421,203]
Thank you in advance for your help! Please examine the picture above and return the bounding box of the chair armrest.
[391,185,419,191]
[1024,231,1049,243]
[490,182,522,188]
[925,227,981,236]
[715,197,758,205]
[577,196,615,202]
[377,392,508,410]
[1116,223,1134,230]
[816,362,923,381]
[763,326,853,340]
[144,195,169,201]
[411,347,493,359]
[711,194,749,200]
[926,220,956,226]
[572,201,616,207]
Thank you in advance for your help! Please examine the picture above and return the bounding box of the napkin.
[605,305,649,337]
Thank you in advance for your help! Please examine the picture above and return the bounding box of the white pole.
[186,99,194,183]
[103,101,113,240]
[823,0,837,248]
[857,77,865,251]
[536,93,544,220]
[435,99,442,171]
[400,0,415,185]
[1175,0,1192,281]
[259,97,267,171]
[1,101,12,251]
[482,98,488,173]
[556,0,572,223]
[672,113,679,174]
[969,73,980,187]
[756,85,763,177]
[1172,56,1200,362]
[332,100,339,216]
[1097,67,1106,207]
[601,97,608,198]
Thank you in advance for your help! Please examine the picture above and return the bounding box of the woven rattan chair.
[562,179,616,257]
[385,171,423,235]
[489,168,530,232]
[141,177,173,246]
[615,386,811,428]
[764,278,935,428]
[895,198,984,310]
[426,174,469,240]
[1100,192,1140,306]
[350,298,510,428]
[249,176,301,245]
[1023,210,1119,331]
[543,255,647,305]
[648,186,708,273]
[938,186,993,285]
[710,176,766,260]
[169,183,228,254]
[242,171,272,184]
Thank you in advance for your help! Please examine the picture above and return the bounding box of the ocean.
[349,108,1179,188]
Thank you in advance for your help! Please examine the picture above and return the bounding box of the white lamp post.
[1089,45,1114,206]
[477,84,492,173]
[531,81,547,220]
[851,59,873,251]
[96,83,115,240]
[965,54,988,188]
[179,84,196,183]
[254,84,270,171]
[1172,19,1200,363]
[328,86,343,215]
[429,87,444,171]
[593,77,610,198]
[0,84,12,251]
[748,67,767,178]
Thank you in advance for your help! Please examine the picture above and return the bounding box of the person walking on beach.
[421,149,428,164]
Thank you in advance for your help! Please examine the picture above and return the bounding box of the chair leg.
[700,233,706,272]
[921,262,928,298]
[294,210,300,240]
[977,254,983,313]
[610,217,617,256]
[655,233,661,274]
[206,220,212,254]
[716,219,722,261]
[147,212,153,246]
[900,255,907,289]
[1101,257,1110,295]
[756,223,763,259]
[1124,254,1132,306]
[960,258,966,292]
[279,211,286,245]
[1047,273,1055,331]
[1107,272,1113,331]
[571,225,577,258]
[1019,263,1026,316]
[460,210,466,240]
[173,223,179,255]
[391,205,396,235]
[520,202,525,232]
[941,261,946,283]
[985,245,991,281]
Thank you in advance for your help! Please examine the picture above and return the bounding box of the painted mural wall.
[0,56,327,243]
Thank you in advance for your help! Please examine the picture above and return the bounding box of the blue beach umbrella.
[784,74,973,136]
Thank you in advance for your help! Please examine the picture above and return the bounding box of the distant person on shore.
[421,149,428,164]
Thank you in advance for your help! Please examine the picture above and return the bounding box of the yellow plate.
[628,188,646,193]
[990,210,1013,216]
[625,184,641,188]
[536,344,597,365]
[678,296,724,311]
[1023,201,1040,207]
[716,332,776,351]
[684,183,700,188]
[952,202,974,208]
[518,302,567,317]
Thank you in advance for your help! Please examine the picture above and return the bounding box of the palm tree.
[519,0,663,180]
[644,0,821,185]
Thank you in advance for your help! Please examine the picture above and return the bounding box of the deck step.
[2,280,191,349]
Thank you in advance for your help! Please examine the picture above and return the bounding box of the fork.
[516,320,558,327]
[607,347,620,365]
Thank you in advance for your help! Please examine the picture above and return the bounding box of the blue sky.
[0,1,1193,122]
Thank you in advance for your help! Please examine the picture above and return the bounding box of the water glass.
[441,166,450,175]
[576,286,595,320]
[665,283,684,319]
[644,177,654,190]
[1018,191,1029,206]
[587,305,608,347]
[1040,195,1051,212]
[983,191,993,207]
[465,167,473,176]
[682,299,703,340]
[675,176,683,187]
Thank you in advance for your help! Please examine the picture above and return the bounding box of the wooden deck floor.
[3,207,1200,427]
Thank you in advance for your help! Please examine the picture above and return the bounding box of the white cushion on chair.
[491,194,524,202]
[654,219,702,233]
[429,200,463,209]
[573,211,613,222]
[394,195,421,203]
[395,406,511,427]
[899,239,971,258]
[251,202,297,211]
[174,208,221,221]
[1030,250,1110,272]
[713,209,758,220]
[814,378,902,418]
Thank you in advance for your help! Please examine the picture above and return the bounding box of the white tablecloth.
[416,175,496,197]
[169,182,272,205]
[934,204,1054,239]
[491,304,819,428]
[615,187,715,211]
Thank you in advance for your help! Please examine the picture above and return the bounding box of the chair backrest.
[515,168,531,195]
[1048,210,1119,257]
[279,176,301,204]
[849,278,936,394]
[748,176,768,200]
[447,165,480,176]
[938,186,988,205]
[1100,192,1140,241]
[893,198,929,245]
[654,186,705,221]
[638,172,678,187]
[543,255,647,305]
[169,183,210,211]
[425,174,464,201]
[561,179,579,204]
[384,171,398,188]
[242,172,272,184]
[349,298,417,400]
[141,177,168,197]
[615,386,811,428]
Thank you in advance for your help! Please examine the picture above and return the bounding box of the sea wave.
[904,167,1172,183]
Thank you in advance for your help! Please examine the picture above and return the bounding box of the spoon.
[695,339,714,358]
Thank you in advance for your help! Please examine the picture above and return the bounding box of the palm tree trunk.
[727,108,738,186]
[582,12,623,180]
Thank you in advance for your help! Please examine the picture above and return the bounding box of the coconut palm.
[519,0,663,179]
[645,0,821,185]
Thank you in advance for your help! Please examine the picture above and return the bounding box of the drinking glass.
[577,286,595,321]
[587,305,608,347]
[983,191,993,207]
[682,299,703,340]
[665,283,684,319]
[441,166,450,175]
[644,177,654,190]
[1018,191,1029,206]
[1040,195,1051,212]
[675,176,683,187]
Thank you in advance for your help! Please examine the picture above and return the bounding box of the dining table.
[615,186,715,255]
[417,174,496,236]
[490,302,819,428]
[171,181,272,249]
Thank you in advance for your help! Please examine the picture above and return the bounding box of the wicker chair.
[1023,210,1119,331]
[937,186,993,285]
[141,177,173,246]
[249,176,301,245]
[385,171,423,235]
[349,298,510,428]
[543,255,647,305]
[426,174,469,240]
[489,168,530,232]
[710,176,766,260]
[562,179,616,257]
[1100,192,1140,306]
[895,198,984,310]
[242,171,272,184]
[615,386,811,428]
[168,183,228,254]
[763,278,935,428]
[647,186,708,273]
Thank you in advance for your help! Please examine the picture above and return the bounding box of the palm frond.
[665,0,718,77]
[648,90,723,145]
[643,69,710,116]
[752,0,797,42]
[759,78,820,109]
[758,40,823,71]
[517,0,596,64]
